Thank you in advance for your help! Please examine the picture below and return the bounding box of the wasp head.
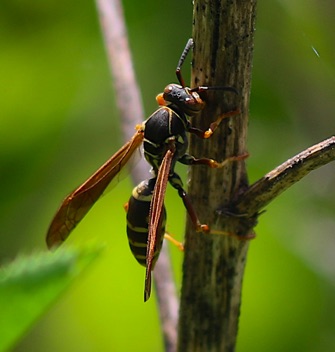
[156,84,205,116]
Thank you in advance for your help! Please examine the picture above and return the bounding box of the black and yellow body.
[126,178,166,268]
[142,104,189,175]
[46,38,245,301]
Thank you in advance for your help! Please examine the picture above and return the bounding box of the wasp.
[46,38,246,301]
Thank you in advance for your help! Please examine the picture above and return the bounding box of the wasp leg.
[188,109,241,139]
[123,202,129,212]
[176,153,250,238]
[208,228,255,240]
[168,173,209,233]
[164,232,184,251]
[169,173,252,239]
[179,152,249,168]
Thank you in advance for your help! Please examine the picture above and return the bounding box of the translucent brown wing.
[46,130,144,249]
[144,140,175,301]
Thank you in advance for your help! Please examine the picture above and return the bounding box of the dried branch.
[95,1,178,350]
[229,136,335,235]
[95,0,144,150]
[153,242,179,352]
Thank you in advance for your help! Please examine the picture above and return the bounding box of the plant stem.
[95,1,179,350]
[178,1,257,351]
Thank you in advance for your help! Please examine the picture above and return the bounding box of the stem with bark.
[178,1,257,351]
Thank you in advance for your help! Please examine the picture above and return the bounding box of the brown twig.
[153,242,179,351]
[95,0,144,149]
[229,136,335,235]
[95,1,178,350]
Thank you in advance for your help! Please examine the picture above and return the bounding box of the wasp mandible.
[46,38,247,301]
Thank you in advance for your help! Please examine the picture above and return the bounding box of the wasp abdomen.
[126,178,166,268]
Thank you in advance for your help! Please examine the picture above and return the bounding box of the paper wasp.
[46,38,246,301]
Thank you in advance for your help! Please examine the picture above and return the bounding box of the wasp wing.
[144,141,175,301]
[46,130,144,249]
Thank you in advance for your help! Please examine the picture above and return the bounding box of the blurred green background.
[1,0,335,351]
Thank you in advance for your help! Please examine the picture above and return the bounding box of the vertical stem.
[178,1,257,351]
[95,1,178,350]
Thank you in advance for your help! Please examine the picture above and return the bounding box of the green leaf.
[0,245,103,351]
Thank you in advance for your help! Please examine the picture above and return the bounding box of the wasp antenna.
[209,86,239,95]
[191,86,239,95]
[176,38,194,87]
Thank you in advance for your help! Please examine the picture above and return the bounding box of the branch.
[95,0,144,149]
[229,136,335,234]
[95,1,178,350]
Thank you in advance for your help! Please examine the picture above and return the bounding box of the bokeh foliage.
[1,0,335,351]
[0,246,102,351]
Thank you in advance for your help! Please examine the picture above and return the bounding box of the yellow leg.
[204,109,241,139]
[209,228,256,240]
[209,153,249,168]
[164,233,184,251]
